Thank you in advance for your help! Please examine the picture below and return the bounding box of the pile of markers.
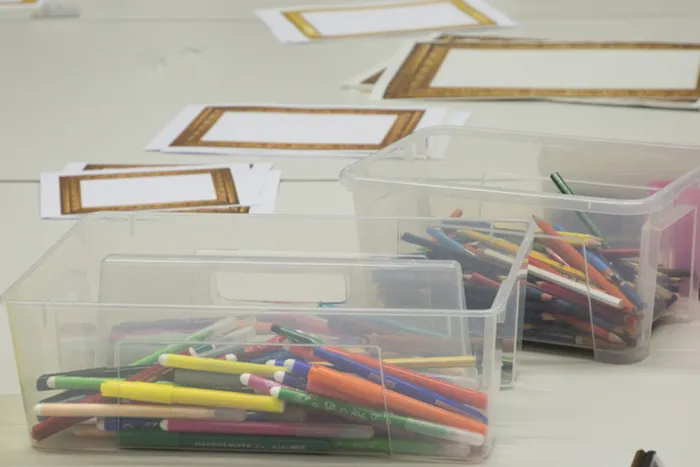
[396,173,688,362]
[32,317,489,460]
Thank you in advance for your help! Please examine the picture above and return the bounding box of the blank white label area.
[302,2,478,37]
[79,173,218,208]
[431,49,700,90]
[202,111,399,145]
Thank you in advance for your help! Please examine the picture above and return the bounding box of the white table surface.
[4,0,700,21]
[2,1,700,465]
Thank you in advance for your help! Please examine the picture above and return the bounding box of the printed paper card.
[146,104,470,156]
[373,41,700,100]
[256,0,514,43]
[41,164,267,219]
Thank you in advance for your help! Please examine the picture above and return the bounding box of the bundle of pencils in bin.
[397,173,685,362]
[32,319,489,460]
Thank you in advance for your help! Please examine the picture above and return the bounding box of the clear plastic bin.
[1,213,534,462]
[341,126,700,365]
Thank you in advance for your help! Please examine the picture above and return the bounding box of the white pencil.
[481,248,625,309]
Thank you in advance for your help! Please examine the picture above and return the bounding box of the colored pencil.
[549,172,611,248]
[483,247,626,310]
[534,216,635,311]
[540,312,625,344]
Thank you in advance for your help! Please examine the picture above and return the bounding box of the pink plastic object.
[650,180,700,275]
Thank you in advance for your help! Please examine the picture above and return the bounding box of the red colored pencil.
[464,272,500,288]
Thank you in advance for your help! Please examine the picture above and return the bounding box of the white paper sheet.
[41,164,266,219]
[373,41,700,100]
[256,0,514,43]
[431,49,700,90]
[146,104,470,156]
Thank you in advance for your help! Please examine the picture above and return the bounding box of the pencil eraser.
[157,354,169,366]
[224,354,237,362]
[239,374,250,386]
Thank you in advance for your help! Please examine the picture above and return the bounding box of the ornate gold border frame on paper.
[172,206,251,214]
[362,35,526,85]
[58,169,238,215]
[383,41,700,99]
[170,107,426,150]
[282,0,496,40]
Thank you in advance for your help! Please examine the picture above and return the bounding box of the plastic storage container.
[1,213,534,462]
[341,127,700,365]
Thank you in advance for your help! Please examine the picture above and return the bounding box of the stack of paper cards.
[256,0,514,44]
[372,39,700,109]
[40,163,281,219]
[146,104,470,156]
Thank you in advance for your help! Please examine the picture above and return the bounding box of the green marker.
[550,172,611,248]
[117,430,334,453]
[331,438,471,457]
[269,386,484,447]
[270,324,325,344]
[129,317,238,366]
[46,376,174,391]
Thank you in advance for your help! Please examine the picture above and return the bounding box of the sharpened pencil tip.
[609,333,625,345]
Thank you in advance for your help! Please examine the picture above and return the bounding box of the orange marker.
[327,348,487,410]
[305,365,487,435]
[534,216,634,311]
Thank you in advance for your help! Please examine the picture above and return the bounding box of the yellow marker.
[158,354,287,378]
[100,381,284,413]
